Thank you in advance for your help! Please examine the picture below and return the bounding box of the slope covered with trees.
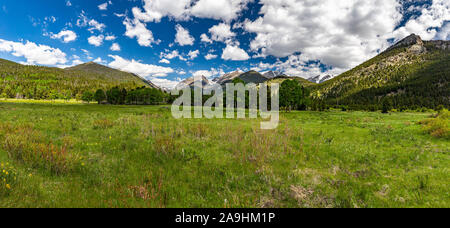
[311,35,450,110]
[0,60,155,100]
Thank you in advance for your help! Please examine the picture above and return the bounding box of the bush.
[419,109,449,139]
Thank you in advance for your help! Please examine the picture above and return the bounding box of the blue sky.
[0,0,448,88]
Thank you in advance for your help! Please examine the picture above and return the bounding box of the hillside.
[238,70,269,84]
[66,62,159,89]
[0,60,156,100]
[267,75,316,87]
[313,34,450,109]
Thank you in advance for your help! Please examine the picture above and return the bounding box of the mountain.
[263,71,283,79]
[0,60,158,100]
[308,75,333,84]
[314,34,450,109]
[267,75,317,87]
[238,70,269,84]
[213,71,243,85]
[175,75,210,90]
[66,62,159,89]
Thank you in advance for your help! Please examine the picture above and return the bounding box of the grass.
[0,102,448,208]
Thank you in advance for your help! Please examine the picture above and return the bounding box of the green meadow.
[0,102,448,208]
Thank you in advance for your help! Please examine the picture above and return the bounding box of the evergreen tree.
[94,89,106,104]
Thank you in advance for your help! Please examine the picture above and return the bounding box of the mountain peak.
[386,34,425,53]
[175,75,210,90]
[396,34,423,46]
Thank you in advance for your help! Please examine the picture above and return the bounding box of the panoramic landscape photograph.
[0,0,449,214]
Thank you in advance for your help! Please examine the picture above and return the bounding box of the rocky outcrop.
[213,71,243,85]
[386,34,426,54]
[263,71,283,79]
[175,75,210,90]
[427,40,450,50]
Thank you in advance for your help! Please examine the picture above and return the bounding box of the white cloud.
[129,0,251,23]
[192,68,224,78]
[222,44,250,61]
[94,57,106,64]
[190,0,252,22]
[159,58,170,64]
[160,50,186,61]
[88,35,104,46]
[88,19,106,33]
[123,17,156,47]
[175,24,195,46]
[72,59,83,65]
[208,23,235,43]
[150,77,181,90]
[108,55,174,78]
[435,22,450,40]
[76,11,106,33]
[188,50,199,60]
[66,1,72,7]
[393,0,450,41]
[50,30,77,43]
[205,53,217,60]
[98,3,108,11]
[253,54,344,79]
[110,43,121,51]
[244,0,403,69]
[105,35,116,41]
[131,0,192,23]
[200,33,212,43]
[0,39,67,65]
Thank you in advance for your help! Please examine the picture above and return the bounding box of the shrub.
[419,109,449,139]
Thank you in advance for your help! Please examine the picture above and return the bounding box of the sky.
[0,0,448,89]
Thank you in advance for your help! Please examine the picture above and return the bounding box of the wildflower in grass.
[0,161,17,194]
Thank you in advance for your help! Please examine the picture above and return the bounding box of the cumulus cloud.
[188,50,200,60]
[88,19,106,33]
[175,24,195,46]
[244,0,403,69]
[222,44,250,61]
[108,55,174,78]
[110,43,121,51]
[192,68,224,78]
[123,17,156,47]
[98,3,108,11]
[190,0,252,22]
[150,77,182,89]
[76,11,106,33]
[130,0,251,23]
[131,0,192,23]
[393,0,450,40]
[105,35,117,41]
[200,33,213,43]
[205,53,218,60]
[159,58,170,64]
[0,39,67,65]
[435,22,450,40]
[88,35,104,46]
[209,23,235,43]
[160,50,187,61]
[50,30,77,43]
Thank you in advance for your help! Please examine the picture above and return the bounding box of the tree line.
[81,86,169,105]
